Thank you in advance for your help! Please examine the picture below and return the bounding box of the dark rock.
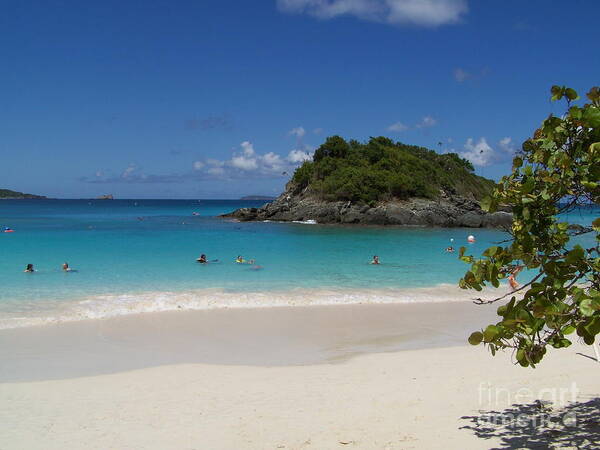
[221,185,512,228]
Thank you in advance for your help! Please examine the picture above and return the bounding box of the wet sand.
[1,300,497,382]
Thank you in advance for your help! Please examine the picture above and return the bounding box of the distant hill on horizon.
[240,195,276,201]
[0,189,46,199]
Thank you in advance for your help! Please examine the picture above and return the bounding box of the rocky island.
[0,189,46,199]
[223,136,512,228]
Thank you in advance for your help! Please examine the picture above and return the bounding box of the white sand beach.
[1,302,598,449]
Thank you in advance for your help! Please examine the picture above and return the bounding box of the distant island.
[240,195,277,201]
[224,136,512,227]
[0,189,46,199]
[97,194,114,200]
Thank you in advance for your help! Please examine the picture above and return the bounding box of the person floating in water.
[24,264,34,273]
[508,265,523,290]
[62,262,74,272]
[370,255,380,265]
[196,254,208,264]
[445,246,455,253]
[236,255,245,264]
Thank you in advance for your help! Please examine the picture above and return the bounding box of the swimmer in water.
[445,246,455,253]
[196,254,208,264]
[62,262,77,272]
[370,255,380,265]
[508,265,523,290]
[236,255,245,263]
[24,263,34,273]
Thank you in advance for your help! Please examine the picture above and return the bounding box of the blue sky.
[1,0,599,199]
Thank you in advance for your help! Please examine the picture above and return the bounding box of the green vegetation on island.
[0,189,45,199]
[292,136,495,204]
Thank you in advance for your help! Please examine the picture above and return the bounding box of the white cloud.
[206,158,225,167]
[453,67,470,82]
[498,136,516,154]
[240,141,255,157]
[277,0,468,27]
[387,121,409,132]
[192,141,313,179]
[231,154,258,171]
[287,149,313,163]
[458,137,494,167]
[289,126,306,138]
[207,167,225,176]
[262,152,287,172]
[121,164,137,178]
[416,115,437,128]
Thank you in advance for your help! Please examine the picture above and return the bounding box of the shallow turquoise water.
[0,199,597,327]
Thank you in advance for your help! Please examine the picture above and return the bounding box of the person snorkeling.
[24,263,34,273]
[445,246,455,253]
[370,255,380,265]
[196,254,208,264]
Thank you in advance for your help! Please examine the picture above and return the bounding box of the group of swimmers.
[196,254,263,270]
[24,262,75,273]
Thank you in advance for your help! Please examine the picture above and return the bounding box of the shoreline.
[0,299,500,382]
[0,283,509,331]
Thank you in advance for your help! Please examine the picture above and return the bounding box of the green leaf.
[580,299,594,316]
[516,349,529,367]
[566,245,585,264]
[468,331,483,345]
[565,88,579,101]
[512,156,523,169]
[550,85,563,101]
[483,325,500,342]
[559,338,572,348]
[583,107,600,128]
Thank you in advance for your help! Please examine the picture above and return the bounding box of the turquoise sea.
[0,199,597,328]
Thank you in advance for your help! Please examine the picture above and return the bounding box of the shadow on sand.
[460,398,600,449]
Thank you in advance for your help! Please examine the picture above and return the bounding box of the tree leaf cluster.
[462,86,600,367]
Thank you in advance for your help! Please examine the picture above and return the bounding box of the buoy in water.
[467,235,476,243]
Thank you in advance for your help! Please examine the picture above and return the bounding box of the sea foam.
[0,284,508,330]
